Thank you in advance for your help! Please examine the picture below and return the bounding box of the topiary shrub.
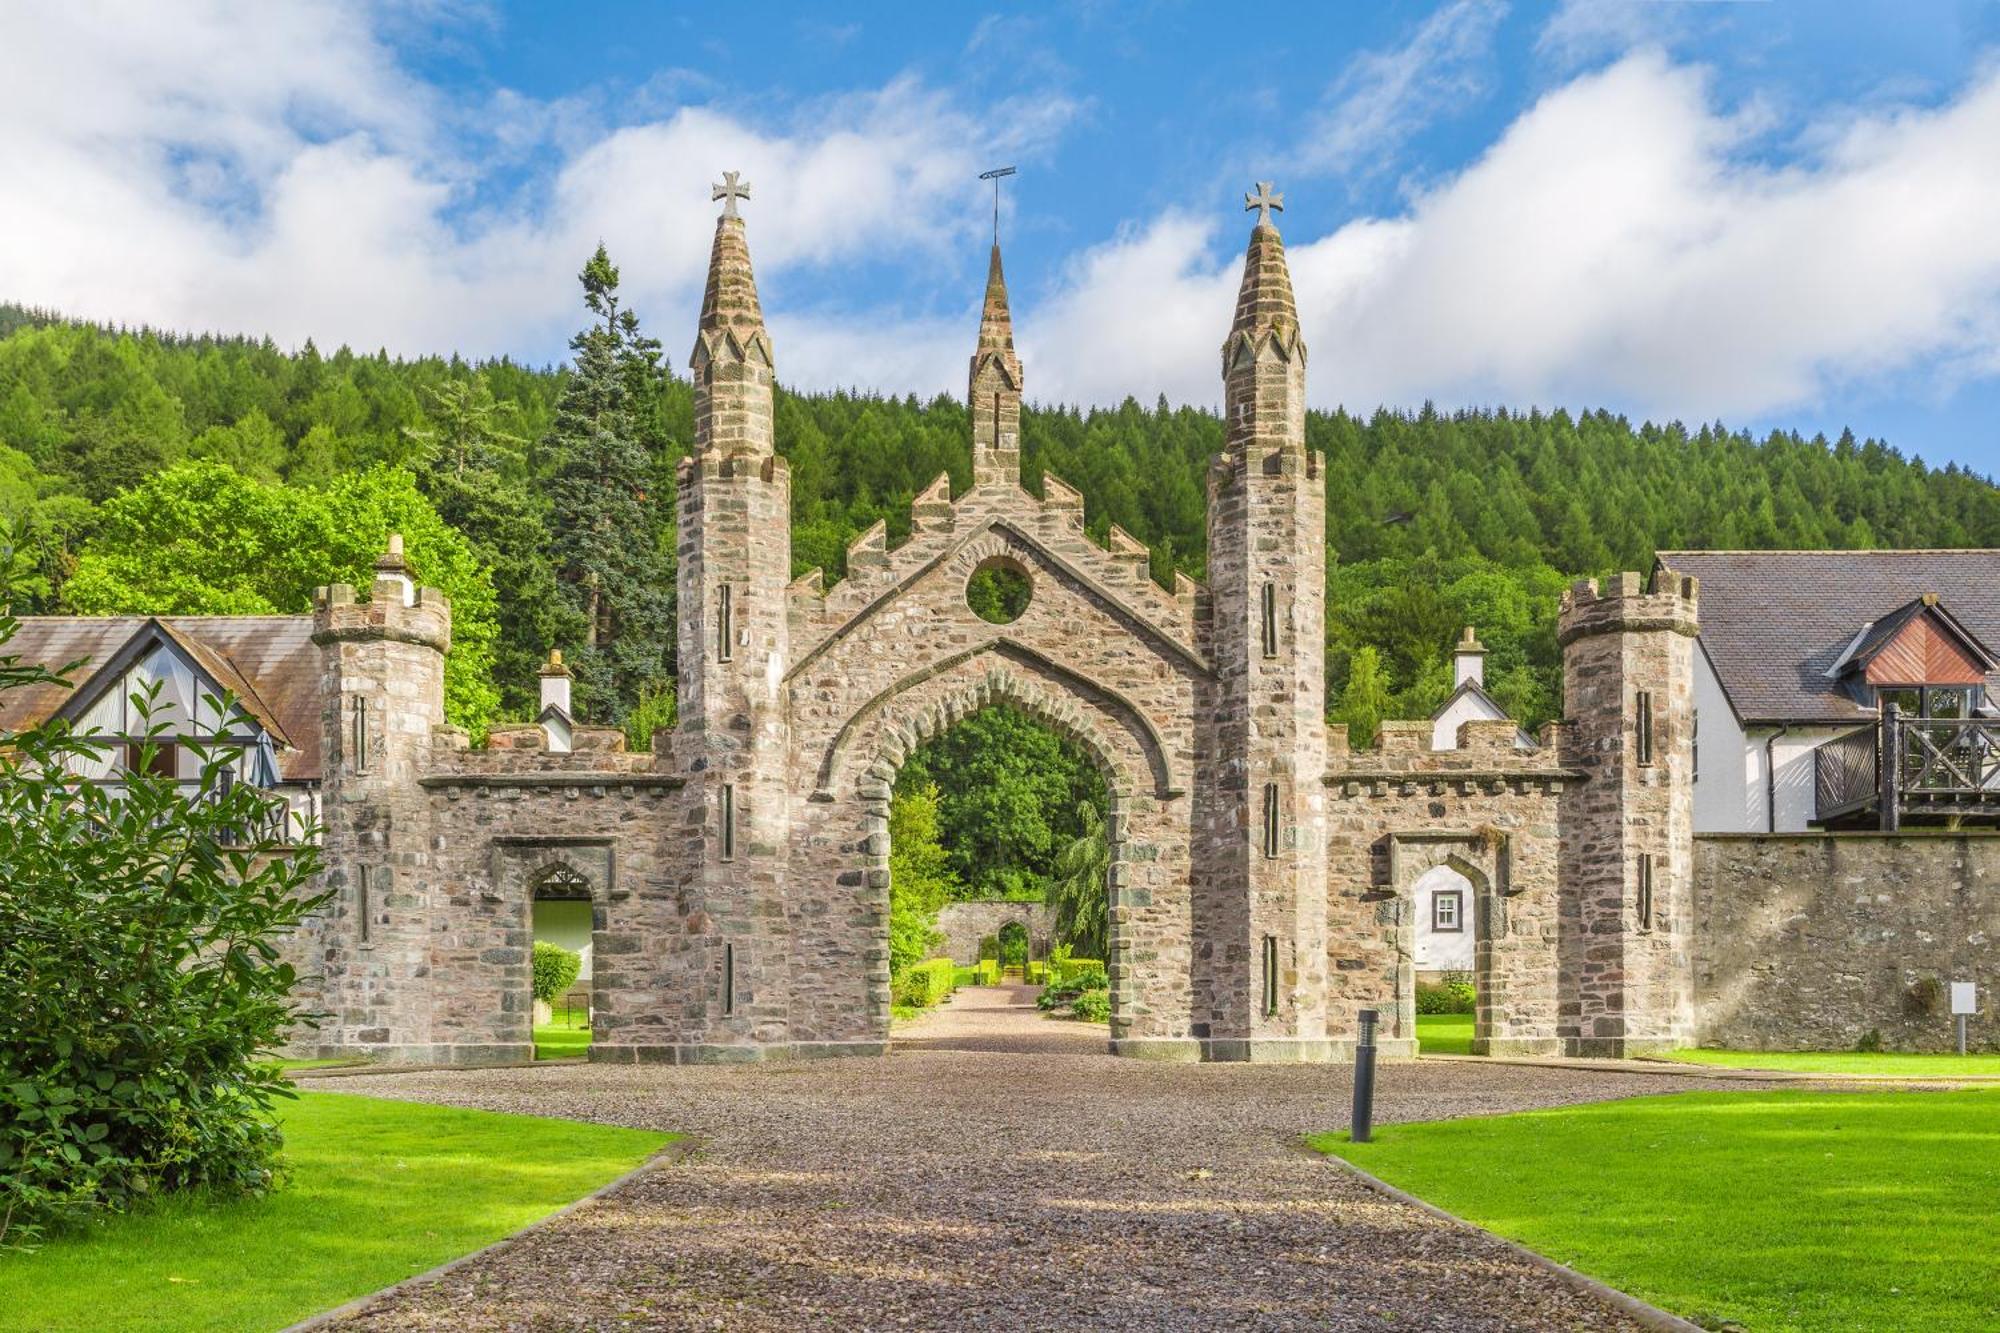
[895,958,958,1010]
[0,647,329,1248]
[1057,957,1105,987]
[532,941,583,1005]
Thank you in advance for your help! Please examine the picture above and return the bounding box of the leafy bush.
[978,933,999,962]
[0,646,328,1247]
[1069,989,1111,1022]
[532,941,582,1005]
[1416,971,1477,1015]
[896,958,958,1010]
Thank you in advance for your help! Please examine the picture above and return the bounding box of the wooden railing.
[1814,726,1879,823]
[1823,705,2000,829]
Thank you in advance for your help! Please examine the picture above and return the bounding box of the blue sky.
[4,1,2000,474]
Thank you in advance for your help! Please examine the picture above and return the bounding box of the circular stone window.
[967,555,1033,625]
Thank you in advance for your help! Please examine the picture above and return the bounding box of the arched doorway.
[799,652,1188,1055]
[530,863,594,1059]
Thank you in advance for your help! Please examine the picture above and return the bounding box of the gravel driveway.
[311,987,1754,1331]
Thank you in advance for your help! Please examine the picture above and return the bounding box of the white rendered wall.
[1412,864,1475,973]
[1430,690,1508,750]
[1691,649,1852,832]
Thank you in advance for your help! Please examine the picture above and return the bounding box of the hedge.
[1056,957,1105,986]
[897,958,958,1009]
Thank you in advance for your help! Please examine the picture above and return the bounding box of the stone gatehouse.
[275,182,1710,1066]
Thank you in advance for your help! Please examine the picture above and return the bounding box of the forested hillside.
[2,273,1997,749]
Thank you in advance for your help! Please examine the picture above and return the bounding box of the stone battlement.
[312,579,452,655]
[1557,569,1698,646]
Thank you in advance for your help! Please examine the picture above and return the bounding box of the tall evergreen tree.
[542,247,676,723]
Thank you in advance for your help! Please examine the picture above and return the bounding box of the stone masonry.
[290,180,1715,1065]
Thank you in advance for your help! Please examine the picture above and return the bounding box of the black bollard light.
[1351,1007,1379,1144]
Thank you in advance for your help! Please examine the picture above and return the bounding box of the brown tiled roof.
[1655,550,2000,724]
[0,616,322,779]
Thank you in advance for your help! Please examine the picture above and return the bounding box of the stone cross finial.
[712,171,751,219]
[1244,181,1283,228]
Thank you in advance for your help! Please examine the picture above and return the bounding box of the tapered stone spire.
[969,242,1023,488]
[1221,197,1306,461]
[691,201,774,459]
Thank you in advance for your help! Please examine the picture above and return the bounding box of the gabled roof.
[1834,595,1997,681]
[0,615,322,779]
[1429,678,1536,749]
[1656,550,2000,724]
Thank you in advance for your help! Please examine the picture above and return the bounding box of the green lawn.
[1311,1089,2000,1332]
[0,1091,671,1332]
[1661,1048,2000,1078]
[1416,1013,1473,1055]
[534,1006,592,1060]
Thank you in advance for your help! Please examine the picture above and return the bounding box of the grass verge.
[1660,1047,2000,1078]
[1416,1013,1473,1055]
[1309,1088,2000,1332]
[534,1006,592,1060]
[0,1091,671,1332]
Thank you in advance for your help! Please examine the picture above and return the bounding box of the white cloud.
[1535,0,1687,68]
[1299,0,1507,178]
[1026,53,2000,424]
[4,7,2000,434]
[0,2,1070,377]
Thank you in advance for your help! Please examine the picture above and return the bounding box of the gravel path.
[311,987,1761,1331]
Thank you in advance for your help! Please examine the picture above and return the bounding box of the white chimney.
[1453,626,1486,689]
[373,532,416,607]
[539,649,573,715]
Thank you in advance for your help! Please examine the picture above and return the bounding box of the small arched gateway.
[289,180,1702,1067]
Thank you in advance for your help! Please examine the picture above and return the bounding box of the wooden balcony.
[1815,706,2000,829]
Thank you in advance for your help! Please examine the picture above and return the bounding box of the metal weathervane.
[979,165,1017,245]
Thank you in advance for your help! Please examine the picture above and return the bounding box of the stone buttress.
[1196,209,1332,1060]
[665,203,801,1059]
[1557,570,1700,1056]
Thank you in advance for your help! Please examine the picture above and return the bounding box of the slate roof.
[1654,550,2000,725]
[0,616,323,779]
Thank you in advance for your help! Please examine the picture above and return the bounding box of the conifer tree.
[542,247,675,723]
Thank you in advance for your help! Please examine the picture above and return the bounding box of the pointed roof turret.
[970,242,1022,390]
[1228,181,1301,351]
[692,171,772,371]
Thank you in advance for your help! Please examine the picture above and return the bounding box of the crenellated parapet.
[1556,568,1699,647]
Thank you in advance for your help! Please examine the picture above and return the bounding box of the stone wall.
[934,900,1055,964]
[1693,833,1998,1052]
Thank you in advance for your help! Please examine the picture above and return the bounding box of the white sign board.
[1951,982,1977,1016]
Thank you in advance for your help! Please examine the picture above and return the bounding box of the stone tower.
[1202,187,1330,1058]
[968,243,1024,488]
[675,178,794,1051]
[1557,569,1700,1057]
[312,537,459,1058]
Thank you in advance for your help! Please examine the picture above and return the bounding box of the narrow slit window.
[720,784,737,861]
[1261,782,1280,859]
[1260,583,1278,658]
[1261,935,1279,1017]
[349,696,370,773]
[1635,691,1654,766]
[1636,854,1654,932]
[722,942,737,1016]
[1691,708,1700,782]
[356,865,372,945]
[717,585,733,662]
